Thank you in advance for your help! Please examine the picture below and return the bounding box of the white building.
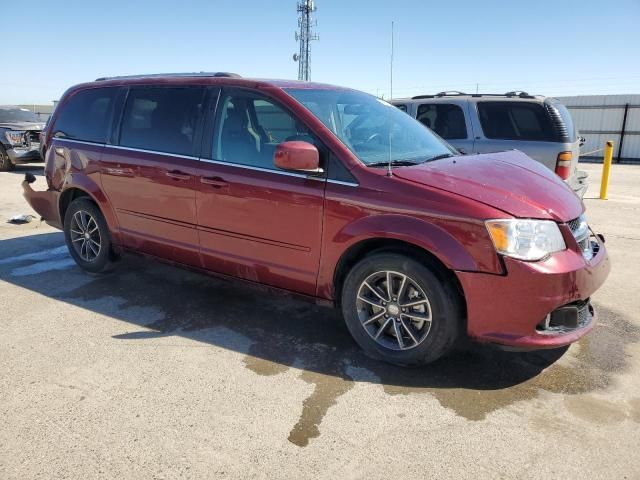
[557,95,640,163]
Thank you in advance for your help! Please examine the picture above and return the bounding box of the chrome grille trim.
[567,214,593,261]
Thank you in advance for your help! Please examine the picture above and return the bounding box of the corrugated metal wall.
[556,95,640,162]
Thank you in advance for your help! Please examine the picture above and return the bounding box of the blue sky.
[2,0,639,104]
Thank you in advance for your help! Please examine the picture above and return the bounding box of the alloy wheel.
[355,270,432,351]
[69,210,102,262]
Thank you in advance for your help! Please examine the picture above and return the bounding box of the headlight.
[4,130,26,145]
[486,219,566,261]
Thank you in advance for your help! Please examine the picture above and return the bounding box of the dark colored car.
[0,106,45,171]
[23,73,610,366]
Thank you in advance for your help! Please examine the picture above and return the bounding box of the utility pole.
[293,0,319,81]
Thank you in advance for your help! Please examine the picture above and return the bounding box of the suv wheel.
[64,198,116,273]
[341,253,462,366]
[0,146,15,171]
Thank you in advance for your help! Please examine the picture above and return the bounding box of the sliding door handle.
[200,176,228,188]
[166,170,191,181]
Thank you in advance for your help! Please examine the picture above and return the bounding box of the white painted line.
[0,246,69,265]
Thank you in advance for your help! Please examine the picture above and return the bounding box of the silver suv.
[390,91,587,197]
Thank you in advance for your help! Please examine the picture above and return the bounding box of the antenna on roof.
[387,20,395,178]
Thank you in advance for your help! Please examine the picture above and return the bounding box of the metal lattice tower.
[293,0,319,81]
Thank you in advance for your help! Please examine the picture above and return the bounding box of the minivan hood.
[394,150,583,222]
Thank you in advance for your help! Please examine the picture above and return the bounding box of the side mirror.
[274,141,322,174]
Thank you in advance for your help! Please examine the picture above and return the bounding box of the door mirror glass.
[274,141,320,173]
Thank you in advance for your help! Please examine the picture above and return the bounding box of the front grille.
[27,131,40,143]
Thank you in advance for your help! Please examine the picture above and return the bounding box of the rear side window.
[477,102,555,141]
[53,88,116,143]
[394,104,408,112]
[119,87,205,156]
[416,103,467,139]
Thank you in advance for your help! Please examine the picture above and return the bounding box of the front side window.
[119,87,205,156]
[416,103,468,140]
[212,92,314,170]
[53,88,117,143]
[477,102,555,141]
[285,88,456,166]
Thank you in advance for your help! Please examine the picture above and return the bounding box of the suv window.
[395,104,408,112]
[212,92,313,170]
[119,87,204,156]
[53,88,116,143]
[477,102,555,141]
[416,103,467,139]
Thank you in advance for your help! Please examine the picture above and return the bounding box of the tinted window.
[213,92,313,170]
[53,88,116,143]
[477,102,555,141]
[416,103,467,139]
[119,87,204,156]
[395,104,408,112]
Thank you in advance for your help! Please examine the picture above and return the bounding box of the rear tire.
[0,146,15,171]
[64,198,116,273]
[341,252,462,366]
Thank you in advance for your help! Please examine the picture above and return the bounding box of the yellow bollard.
[599,141,614,200]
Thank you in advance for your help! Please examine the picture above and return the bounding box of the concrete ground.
[0,163,638,479]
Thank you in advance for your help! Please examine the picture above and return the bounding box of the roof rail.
[411,90,468,100]
[504,90,533,98]
[94,72,242,81]
[435,90,467,97]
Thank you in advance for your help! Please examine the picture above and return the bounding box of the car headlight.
[4,130,26,146]
[486,219,566,261]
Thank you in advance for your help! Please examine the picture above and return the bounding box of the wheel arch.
[58,181,120,243]
[332,237,467,317]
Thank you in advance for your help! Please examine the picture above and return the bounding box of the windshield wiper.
[424,153,456,162]
[367,160,422,168]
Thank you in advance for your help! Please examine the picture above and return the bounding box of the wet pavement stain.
[3,250,639,447]
[286,371,353,447]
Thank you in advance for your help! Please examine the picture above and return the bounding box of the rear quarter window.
[53,88,117,143]
[477,101,556,142]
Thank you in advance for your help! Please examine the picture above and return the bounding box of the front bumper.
[7,145,42,164]
[456,235,610,349]
[22,174,62,229]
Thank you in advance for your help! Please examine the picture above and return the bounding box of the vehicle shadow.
[4,164,44,176]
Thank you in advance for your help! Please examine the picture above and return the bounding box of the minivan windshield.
[0,107,40,123]
[285,89,457,166]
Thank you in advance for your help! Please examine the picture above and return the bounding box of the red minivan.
[23,73,610,365]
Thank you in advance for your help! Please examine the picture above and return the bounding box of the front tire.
[64,198,115,273]
[0,146,15,171]
[341,253,462,366]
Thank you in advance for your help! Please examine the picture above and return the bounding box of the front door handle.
[166,170,191,181]
[104,167,135,177]
[200,176,228,188]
